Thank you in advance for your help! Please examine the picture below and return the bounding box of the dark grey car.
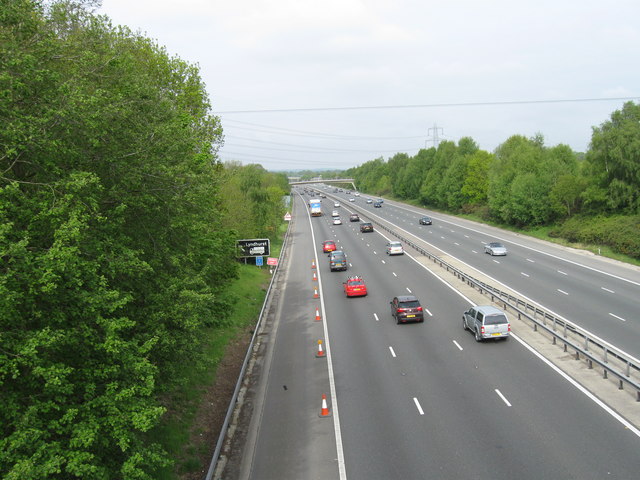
[390,295,424,324]
[329,250,348,272]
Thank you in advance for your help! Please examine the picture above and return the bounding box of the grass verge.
[151,262,273,479]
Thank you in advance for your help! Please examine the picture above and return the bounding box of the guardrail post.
[603,369,607,379]
[584,337,589,352]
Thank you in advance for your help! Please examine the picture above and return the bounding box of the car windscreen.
[485,314,508,325]
[399,300,420,308]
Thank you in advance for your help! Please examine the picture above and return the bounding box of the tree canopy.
[1,1,291,478]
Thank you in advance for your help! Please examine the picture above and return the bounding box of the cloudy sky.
[98,0,640,171]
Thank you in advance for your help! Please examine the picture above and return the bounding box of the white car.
[332,210,339,217]
[386,241,404,255]
[366,198,373,204]
[484,242,507,256]
[333,217,342,225]
[334,202,340,208]
[354,192,360,196]
[348,198,355,202]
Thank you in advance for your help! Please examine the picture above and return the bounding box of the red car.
[322,240,337,253]
[343,276,368,297]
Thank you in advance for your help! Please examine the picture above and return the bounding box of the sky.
[97,0,640,171]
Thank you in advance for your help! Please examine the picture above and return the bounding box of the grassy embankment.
[153,222,288,478]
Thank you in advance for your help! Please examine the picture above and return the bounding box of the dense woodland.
[343,102,640,259]
[1,1,287,478]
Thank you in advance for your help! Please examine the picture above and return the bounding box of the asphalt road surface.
[220,189,640,480]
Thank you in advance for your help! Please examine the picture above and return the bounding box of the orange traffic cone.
[316,340,325,358]
[319,394,331,417]
[314,307,321,322]
[313,287,319,299]
[311,259,316,269]
[312,271,318,281]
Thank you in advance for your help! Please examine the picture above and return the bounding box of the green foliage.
[550,215,640,258]
[219,162,288,239]
[0,1,261,477]
[586,101,640,213]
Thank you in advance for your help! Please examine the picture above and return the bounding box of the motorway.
[329,190,640,359]
[220,190,640,480]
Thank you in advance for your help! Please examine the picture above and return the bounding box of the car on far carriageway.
[366,198,373,204]
[484,242,507,256]
[322,240,336,253]
[360,222,373,233]
[419,216,432,225]
[350,213,360,222]
[390,295,424,324]
[343,275,368,297]
[373,201,382,208]
[386,241,404,255]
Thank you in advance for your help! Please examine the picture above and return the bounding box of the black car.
[329,251,348,271]
[349,213,360,222]
[390,295,424,324]
[373,201,382,208]
[360,222,374,233]
[419,216,432,225]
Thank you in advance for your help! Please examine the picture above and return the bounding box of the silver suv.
[462,305,510,341]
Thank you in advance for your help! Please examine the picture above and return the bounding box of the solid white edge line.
[495,389,512,407]
[359,200,640,364]
[413,397,425,415]
[382,199,640,287]
[511,333,640,439]
[307,207,347,479]
[401,247,640,438]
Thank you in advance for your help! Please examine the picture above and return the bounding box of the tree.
[586,101,640,214]
[461,150,493,206]
[1,2,236,477]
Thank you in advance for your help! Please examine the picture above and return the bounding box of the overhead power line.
[218,96,639,115]
[222,119,425,140]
